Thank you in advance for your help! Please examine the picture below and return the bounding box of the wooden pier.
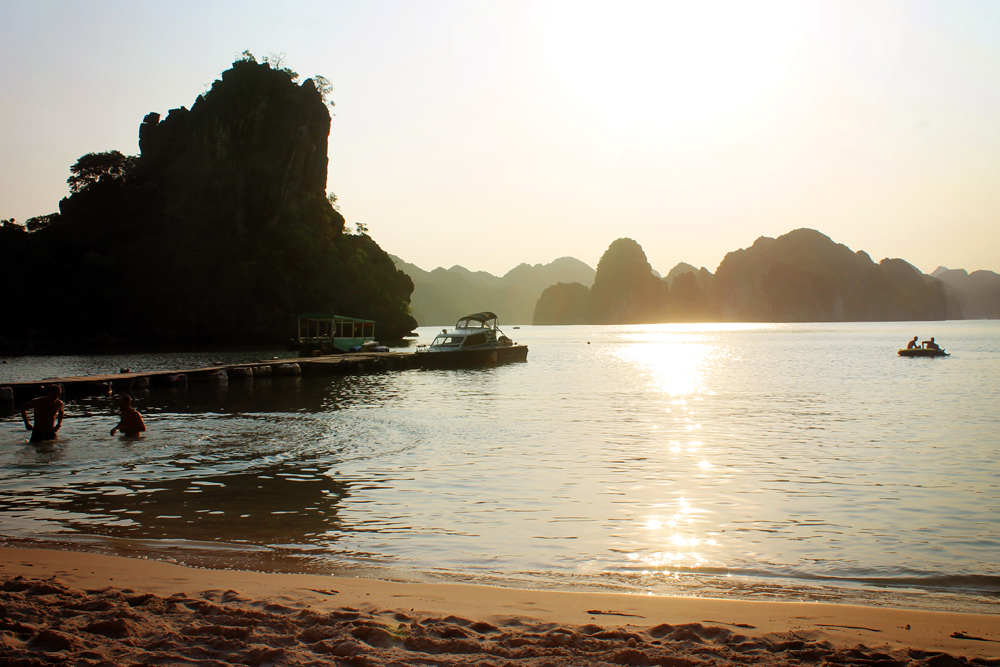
[0,352,423,404]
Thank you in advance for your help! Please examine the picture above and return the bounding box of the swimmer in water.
[110,394,146,437]
[21,385,65,442]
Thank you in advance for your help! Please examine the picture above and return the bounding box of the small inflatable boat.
[898,348,948,357]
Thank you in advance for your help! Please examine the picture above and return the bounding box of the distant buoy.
[587,342,590,344]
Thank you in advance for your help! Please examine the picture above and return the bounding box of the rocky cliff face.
[531,229,954,326]
[589,238,668,324]
[712,229,949,322]
[533,282,591,325]
[6,56,416,350]
[122,58,350,342]
[137,60,337,242]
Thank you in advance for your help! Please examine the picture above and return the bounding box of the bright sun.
[541,0,816,129]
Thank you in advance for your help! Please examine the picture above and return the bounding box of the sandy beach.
[1,546,997,666]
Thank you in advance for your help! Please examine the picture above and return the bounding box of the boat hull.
[898,348,948,357]
[418,345,528,369]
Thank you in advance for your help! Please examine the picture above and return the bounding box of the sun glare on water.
[614,331,717,396]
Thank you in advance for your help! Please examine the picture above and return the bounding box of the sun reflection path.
[629,496,721,575]
[615,334,716,397]
[608,327,739,581]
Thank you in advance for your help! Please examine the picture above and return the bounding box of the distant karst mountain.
[392,256,595,326]
[587,238,668,324]
[532,282,591,325]
[931,267,1000,319]
[534,229,962,325]
[711,228,948,322]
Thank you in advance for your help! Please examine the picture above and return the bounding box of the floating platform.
[0,352,423,404]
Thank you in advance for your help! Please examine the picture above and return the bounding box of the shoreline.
[1,546,997,665]
[2,535,996,617]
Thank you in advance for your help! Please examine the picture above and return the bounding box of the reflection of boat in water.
[417,312,528,368]
[898,348,948,357]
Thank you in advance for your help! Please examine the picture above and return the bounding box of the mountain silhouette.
[0,54,416,353]
[534,229,966,324]
[931,267,1000,319]
[392,256,595,326]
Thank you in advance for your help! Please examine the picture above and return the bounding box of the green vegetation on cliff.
[1,55,416,352]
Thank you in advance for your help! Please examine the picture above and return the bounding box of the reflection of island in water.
[75,372,403,417]
[68,362,503,424]
[44,466,353,570]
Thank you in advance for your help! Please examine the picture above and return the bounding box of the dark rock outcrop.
[120,59,349,342]
[711,229,949,322]
[531,230,955,325]
[664,263,718,322]
[533,282,591,325]
[664,262,700,287]
[3,56,416,349]
[588,238,668,324]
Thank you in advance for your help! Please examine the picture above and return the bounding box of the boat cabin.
[429,329,498,350]
[427,312,508,350]
[296,313,375,352]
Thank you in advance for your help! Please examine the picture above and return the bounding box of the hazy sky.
[2,1,999,276]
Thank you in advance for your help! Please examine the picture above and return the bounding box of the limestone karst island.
[2,55,998,357]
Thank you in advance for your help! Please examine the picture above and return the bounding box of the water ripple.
[1,322,999,612]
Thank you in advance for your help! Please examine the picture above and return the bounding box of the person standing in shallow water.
[110,394,146,437]
[20,385,65,442]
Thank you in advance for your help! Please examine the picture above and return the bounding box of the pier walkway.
[0,352,422,404]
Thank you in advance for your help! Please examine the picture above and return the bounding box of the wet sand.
[1,546,997,665]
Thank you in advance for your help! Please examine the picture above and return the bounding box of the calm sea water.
[1,322,998,613]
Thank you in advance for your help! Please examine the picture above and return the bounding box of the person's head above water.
[46,385,62,398]
[118,394,132,407]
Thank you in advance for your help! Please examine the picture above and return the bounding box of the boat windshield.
[431,335,463,348]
